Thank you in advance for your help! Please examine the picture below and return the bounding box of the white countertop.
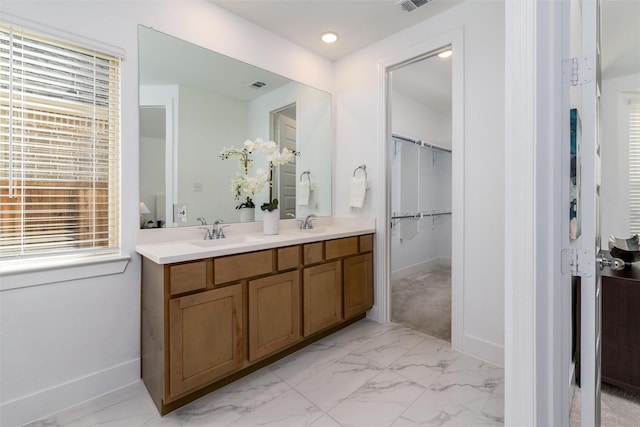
[136,216,376,264]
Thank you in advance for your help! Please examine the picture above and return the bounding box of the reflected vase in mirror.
[239,207,255,223]
[263,208,279,235]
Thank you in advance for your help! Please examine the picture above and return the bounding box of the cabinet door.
[248,271,301,361]
[303,261,342,336]
[343,253,373,319]
[168,284,242,400]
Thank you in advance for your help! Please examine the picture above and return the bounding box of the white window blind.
[629,102,640,235]
[0,24,121,258]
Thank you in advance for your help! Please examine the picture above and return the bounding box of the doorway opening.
[388,47,454,341]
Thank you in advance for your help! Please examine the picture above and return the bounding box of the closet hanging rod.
[392,133,452,153]
[391,211,452,220]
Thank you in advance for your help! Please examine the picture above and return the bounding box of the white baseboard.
[459,333,504,368]
[391,257,451,281]
[1,358,140,427]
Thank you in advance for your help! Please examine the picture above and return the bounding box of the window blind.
[0,24,121,258]
[629,102,640,235]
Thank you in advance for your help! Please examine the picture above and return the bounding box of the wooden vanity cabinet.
[248,271,301,361]
[343,253,374,319]
[141,233,374,415]
[303,261,342,336]
[168,284,243,399]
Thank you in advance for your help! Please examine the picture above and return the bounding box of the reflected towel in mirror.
[297,180,310,205]
[349,176,367,208]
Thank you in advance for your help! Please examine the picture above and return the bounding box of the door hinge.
[561,249,594,277]
[562,57,593,86]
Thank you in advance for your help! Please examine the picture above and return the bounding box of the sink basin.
[608,234,640,263]
[189,235,264,247]
[281,227,337,234]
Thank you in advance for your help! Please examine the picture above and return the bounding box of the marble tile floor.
[24,320,504,427]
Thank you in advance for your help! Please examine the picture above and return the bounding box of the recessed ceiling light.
[321,32,338,44]
[438,50,452,58]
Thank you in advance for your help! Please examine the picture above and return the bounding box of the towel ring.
[300,171,311,182]
[353,164,367,179]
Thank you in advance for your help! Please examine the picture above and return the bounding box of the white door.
[276,114,297,219]
[578,0,602,424]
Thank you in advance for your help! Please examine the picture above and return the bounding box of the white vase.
[263,209,279,235]
[239,207,255,223]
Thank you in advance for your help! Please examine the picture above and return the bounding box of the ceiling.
[210,0,462,62]
[209,0,457,111]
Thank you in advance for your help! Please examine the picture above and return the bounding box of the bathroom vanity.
[137,218,375,415]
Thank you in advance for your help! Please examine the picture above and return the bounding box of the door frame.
[504,0,572,425]
[376,27,464,350]
[140,86,179,227]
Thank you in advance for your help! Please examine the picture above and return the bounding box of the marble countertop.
[136,216,376,264]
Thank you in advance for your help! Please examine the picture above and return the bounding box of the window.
[629,102,640,234]
[0,23,121,259]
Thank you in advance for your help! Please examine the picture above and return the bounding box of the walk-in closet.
[389,48,453,341]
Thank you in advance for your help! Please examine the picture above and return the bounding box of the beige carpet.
[391,264,451,341]
[570,383,640,426]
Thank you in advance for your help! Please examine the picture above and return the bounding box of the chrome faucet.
[199,226,214,240]
[300,214,317,230]
[197,217,226,239]
[212,220,227,239]
[197,217,214,239]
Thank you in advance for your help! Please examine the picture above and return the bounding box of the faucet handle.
[286,213,295,218]
[198,226,213,240]
[213,219,224,225]
[197,217,207,225]
[217,225,229,239]
[296,219,305,230]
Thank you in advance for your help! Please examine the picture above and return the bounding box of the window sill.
[0,254,131,291]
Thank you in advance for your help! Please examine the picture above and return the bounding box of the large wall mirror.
[138,26,332,228]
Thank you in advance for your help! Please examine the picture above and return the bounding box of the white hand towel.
[297,180,310,206]
[349,176,367,208]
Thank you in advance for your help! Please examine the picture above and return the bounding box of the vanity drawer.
[325,237,358,260]
[169,261,208,295]
[359,234,373,253]
[303,242,324,265]
[278,245,300,271]
[214,250,273,284]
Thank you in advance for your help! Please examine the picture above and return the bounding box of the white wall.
[600,73,640,244]
[393,92,453,149]
[333,0,505,364]
[178,85,247,225]
[0,1,332,425]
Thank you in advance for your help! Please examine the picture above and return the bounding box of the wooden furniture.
[141,233,374,415]
[601,263,640,394]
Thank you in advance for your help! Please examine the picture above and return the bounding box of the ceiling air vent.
[396,0,431,12]
[248,81,266,89]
